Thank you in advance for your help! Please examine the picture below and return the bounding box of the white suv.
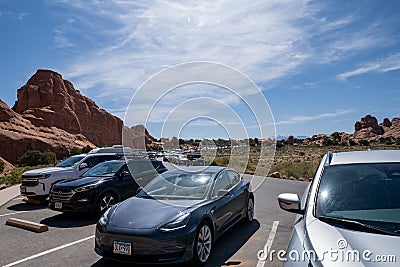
[20,152,123,200]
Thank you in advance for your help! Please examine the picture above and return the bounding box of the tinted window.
[56,156,85,167]
[83,155,118,167]
[139,171,213,200]
[212,172,231,198]
[82,161,124,177]
[227,170,240,187]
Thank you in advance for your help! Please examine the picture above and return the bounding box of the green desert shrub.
[17,150,56,167]
[0,160,4,173]
[271,161,318,179]
[69,147,82,156]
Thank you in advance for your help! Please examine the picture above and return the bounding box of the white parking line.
[2,235,95,267]
[256,220,279,267]
[0,211,29,217]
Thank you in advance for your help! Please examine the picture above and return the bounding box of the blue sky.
[1,0,399,139]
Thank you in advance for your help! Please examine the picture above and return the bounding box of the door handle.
[210,207,216,215]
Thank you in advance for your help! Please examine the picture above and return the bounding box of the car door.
[226,170,246,218]
[115,165,138,200]
[210,171,238,235]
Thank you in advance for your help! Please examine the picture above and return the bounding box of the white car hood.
[306,219,400,266]
[23,166,73,175]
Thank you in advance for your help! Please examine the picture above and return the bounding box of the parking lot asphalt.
[0,172,307,267]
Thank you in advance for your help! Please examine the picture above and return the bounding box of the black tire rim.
[100,194,115,213]
[247,198,254,222]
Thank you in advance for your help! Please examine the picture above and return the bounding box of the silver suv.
[278,150,400,266]
[20,147,128,200]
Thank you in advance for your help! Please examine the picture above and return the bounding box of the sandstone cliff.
[13,70,122,146]
[0,99,93,163]
[1,69,155,164]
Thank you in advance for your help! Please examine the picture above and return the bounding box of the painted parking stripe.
[256,220,279,267]
[2,235,94,267]
[0,211,29,217]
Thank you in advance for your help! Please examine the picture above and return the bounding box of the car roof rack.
[88,146,133,154]
[324,151,333,166]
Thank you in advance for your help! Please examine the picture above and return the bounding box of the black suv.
[49,159,167,215]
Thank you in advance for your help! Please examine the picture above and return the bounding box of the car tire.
[244,197,254,223]
[96,192,117,215]
[192,221,213,266]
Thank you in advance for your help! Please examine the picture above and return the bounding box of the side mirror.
[119,170,131,179]
[218,189,230,197]
[79,163,89,170]
[278,193,304,215]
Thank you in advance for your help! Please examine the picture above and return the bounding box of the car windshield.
[55,156,85,167]
[316,163,400,233]
[82,161,124,177]
[138,171,213,200]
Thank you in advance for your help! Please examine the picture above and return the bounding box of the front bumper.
[94,224,196,264]
[48,199,94,213]
[20,184,46,197]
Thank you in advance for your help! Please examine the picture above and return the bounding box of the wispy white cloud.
[338,53,400,80]
[54,29,75,48]
[275,110,353,125]
[45,0,397,138]
[18,12,28,20]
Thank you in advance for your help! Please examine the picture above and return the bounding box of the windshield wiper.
[318,216,400,236]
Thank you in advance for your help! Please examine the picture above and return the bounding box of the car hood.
[306,219,400,266]
[23,166,73,175]
[53,176,107,188]
[109,197,196,230]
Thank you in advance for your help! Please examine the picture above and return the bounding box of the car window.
[56,155,85,167]
[316,163,400,225]
[82,161,124,177]
[227,170,240,187]
[83,155,118,167]
[212,171,231,198]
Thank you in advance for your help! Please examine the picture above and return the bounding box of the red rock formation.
[381,118,392,128]
[0,99,94,163]
[1,70,156,164]
[13,70,122,146]
[354,115,384,135]
[0,157,14,174]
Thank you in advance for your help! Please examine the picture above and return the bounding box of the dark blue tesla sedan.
[94,166,254,266]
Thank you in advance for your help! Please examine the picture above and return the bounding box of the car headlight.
[159,212,191,232]
[99,207,111,226]
[74,183,101,193]
[39,174,51,179]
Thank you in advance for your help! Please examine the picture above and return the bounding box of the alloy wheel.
[246,198,254,223]
[100,194,115,213]
[196,224,212,263]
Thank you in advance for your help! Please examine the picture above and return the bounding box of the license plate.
[20,186,26,193]
[55,202,62,209]
[113,241,132,255]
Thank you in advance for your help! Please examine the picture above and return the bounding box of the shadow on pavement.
[7,202,48,211]
[91,219,260,267]
[40,212,98,228]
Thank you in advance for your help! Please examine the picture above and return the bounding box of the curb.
[0,184,21,207]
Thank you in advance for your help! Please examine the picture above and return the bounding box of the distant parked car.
[187,154,205,166]
[49,159,167,215]
[278,150,400,266]
[94,166,254,265]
